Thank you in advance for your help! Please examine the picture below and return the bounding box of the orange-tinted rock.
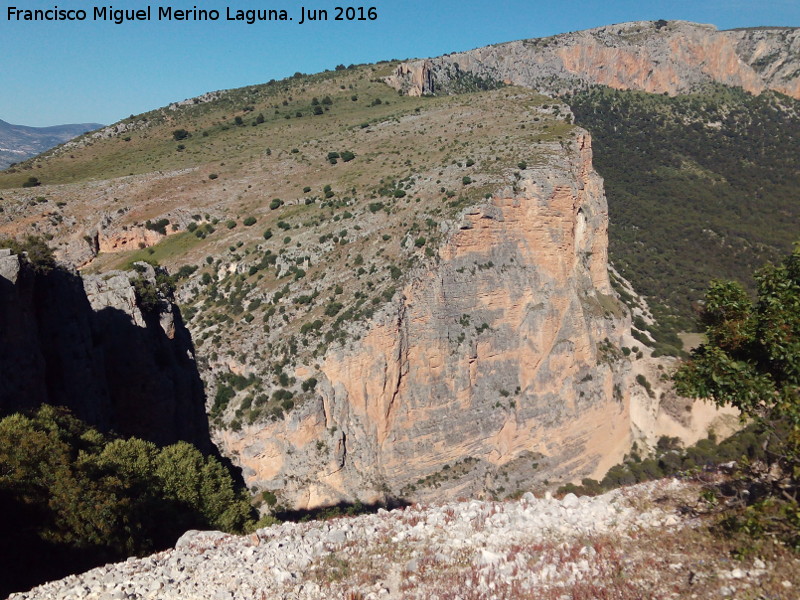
[98,227,165,253]
[225,132,635,509]
[386,21,800,100]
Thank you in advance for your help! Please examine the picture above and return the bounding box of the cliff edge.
[0,253,210,449]
[385,21,800,99]
[221,130,633,509]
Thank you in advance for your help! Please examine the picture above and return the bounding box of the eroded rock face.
[385,21,800,99]
[0,259,211,449]
[97,226,165,254]
[222,133,633,509]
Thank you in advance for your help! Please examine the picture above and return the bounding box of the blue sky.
[1,0,798,127]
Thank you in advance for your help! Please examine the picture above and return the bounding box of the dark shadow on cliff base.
[0,265,212,451]
[274,497,411,523]
[0,492,106,598]
[91,303,211,450]
[0,487,215,598]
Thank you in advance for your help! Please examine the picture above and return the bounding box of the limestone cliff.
[0,71,727,511]
[220,132,633,509]
[0,253,210,449]
[385,21,800,99]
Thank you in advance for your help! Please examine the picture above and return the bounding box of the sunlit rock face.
[224,132,633,509]
[385,21,800,100]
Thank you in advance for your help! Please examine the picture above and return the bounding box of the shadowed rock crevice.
[0,255,211,451]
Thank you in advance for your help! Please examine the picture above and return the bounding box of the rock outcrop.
[0,68,735,515]
[221,132,633,509]
[0,256,210,449]
[11,479,786,600]
[385,21,800,99]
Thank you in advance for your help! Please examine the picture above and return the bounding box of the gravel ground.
[10,478,798,600]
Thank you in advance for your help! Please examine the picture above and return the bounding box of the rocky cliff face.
[0,72,724,512]
[385,21,800,99]
[220,132,633,509]
[0,254,210,449]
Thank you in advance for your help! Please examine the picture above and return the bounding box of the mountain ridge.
[5,19,797,596]
[0,118,103,170]
[0,21,775,513]
[385,20,800,100]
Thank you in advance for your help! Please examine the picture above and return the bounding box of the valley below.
[1,17,799,599]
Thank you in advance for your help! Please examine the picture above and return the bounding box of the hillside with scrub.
[2,20,800,598]
[569,85,800,341]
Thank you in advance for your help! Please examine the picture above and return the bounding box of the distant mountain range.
[0,119,103,170]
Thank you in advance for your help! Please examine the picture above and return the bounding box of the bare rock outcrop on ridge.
[385,21,800,99]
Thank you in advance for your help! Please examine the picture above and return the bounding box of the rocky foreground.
[11,479,798,600]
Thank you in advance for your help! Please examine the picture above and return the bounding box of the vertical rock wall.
[222,133,633,509]
[0,258,211,450]
[384,21,800,100]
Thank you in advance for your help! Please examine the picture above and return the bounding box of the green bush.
[635,374,654,397]
[130,275,161,312]
[213,385,235,414]
[0,236,55,274]
[325,302,343,317]
[0,406,253,593]
[674,246,800,545]
[674,248,800,438]
[174,265,198,280]
[300,320,323,335]
[243,216,257,226]
[145,218,170,235]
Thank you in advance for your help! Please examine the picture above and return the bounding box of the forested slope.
[569,86,800,333]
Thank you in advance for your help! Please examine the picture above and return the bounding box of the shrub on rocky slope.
[0,406,254,597]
